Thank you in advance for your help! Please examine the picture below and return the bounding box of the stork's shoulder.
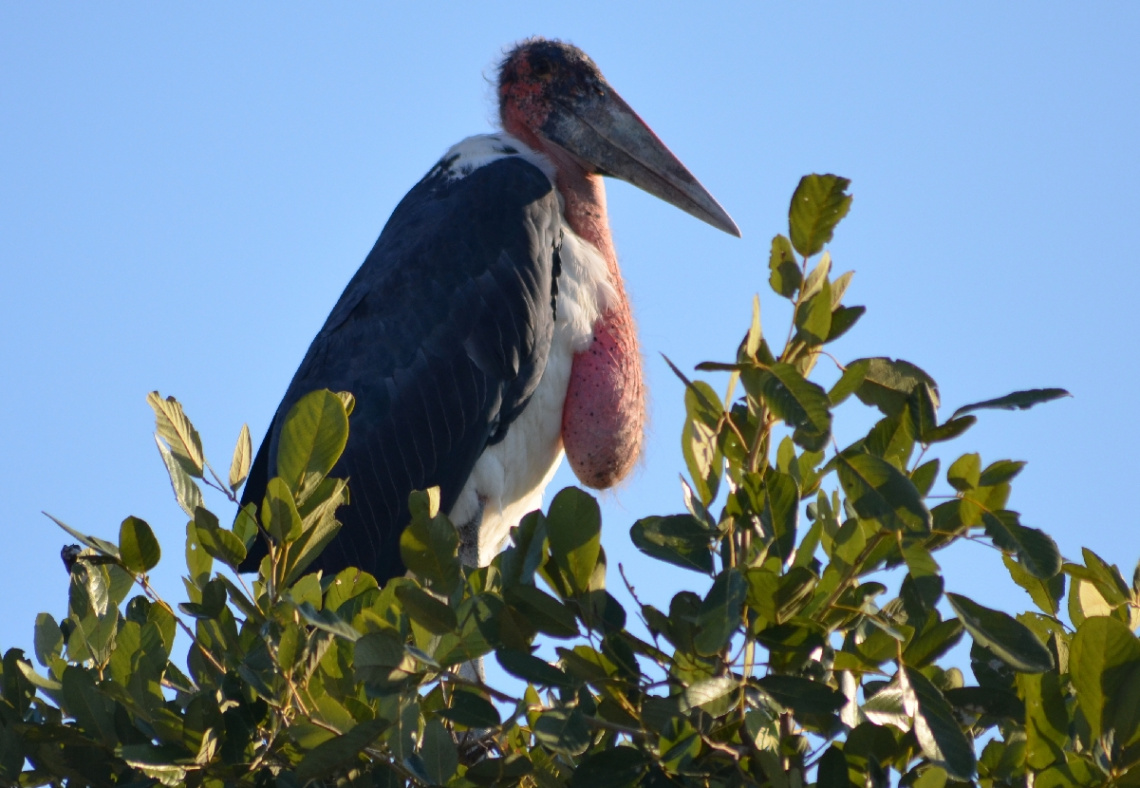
[428,133,556,184]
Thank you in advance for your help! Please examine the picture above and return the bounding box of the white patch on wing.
[444,135,614,566]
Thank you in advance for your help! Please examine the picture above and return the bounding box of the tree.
[5,175,1128,788]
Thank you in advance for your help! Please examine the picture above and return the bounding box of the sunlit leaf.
[768,234,801,298]
[228,423,252,491]
[1070,616,1140,743]
[947,593,1053,673]
[546,487,601,596]
[154,435,203,516]
[755,675,845,715]
[118,516,161,574]
[146,392,204,477]
[853,358,940,417]
[400,493,460,595]
[788,174,852,257]
[982,510,1060,579]
[275,389,349,502]
[262,477,302,544]
[630,515,712,573]
[901,667,976,780]
[837,452,931,532]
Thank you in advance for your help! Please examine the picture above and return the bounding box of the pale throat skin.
[501,114,646,491]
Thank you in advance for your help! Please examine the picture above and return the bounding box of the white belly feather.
[442,134,615,566]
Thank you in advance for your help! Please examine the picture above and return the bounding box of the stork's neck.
[537,142,624,298]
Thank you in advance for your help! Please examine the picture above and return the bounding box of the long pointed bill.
[541,86,741,237]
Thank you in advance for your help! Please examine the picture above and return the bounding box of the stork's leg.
[453,496,487,684]
[455,495,486,570]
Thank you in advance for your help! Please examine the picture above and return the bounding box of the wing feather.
[239,156,560,581]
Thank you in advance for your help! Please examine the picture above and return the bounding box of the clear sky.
[2,3,1138,667]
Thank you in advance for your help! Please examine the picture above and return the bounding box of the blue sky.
[2,3,1138,667]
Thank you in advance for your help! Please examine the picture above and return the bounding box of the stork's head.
[499,38,741,237]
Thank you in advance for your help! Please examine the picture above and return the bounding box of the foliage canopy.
[4,176,1129,788]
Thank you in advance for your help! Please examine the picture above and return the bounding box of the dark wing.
[239,156,561,582]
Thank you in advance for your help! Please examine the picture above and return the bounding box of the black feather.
[239,156,560,582]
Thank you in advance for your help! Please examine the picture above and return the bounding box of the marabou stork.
[239,38,739,581]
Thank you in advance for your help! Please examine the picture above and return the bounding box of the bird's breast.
[449,216,617,565]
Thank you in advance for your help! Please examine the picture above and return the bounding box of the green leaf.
[1018,670,1069,769]
[61,665,116,746]
[546,487,602,595]
[465,755,534,786]
[746,362,832,451]
[395,585,457,635]
[286,477,348,585]
[569,747,649,788]
[498,510,548,588]
[228,423,252,491]
[801,250,830,300]
[911,459,940,497]
[146,391,204,477]
[796,277,832,344]
[745,294,764,359]
[504,585,579,638]
[921,415,976,445]
[829,359,868,406]
[760,470,799,560]
[495,650,573,688]
[419,718,458,785]
[296,601,360,642]
[355,630,416,686]
[295,717,390,782]
[1070,616,1140,743]
[262,477,303,544]
[903,619,964,669]
[33,614,63,668]
[694,568,747,655]
[979,459,1027,487]
[399,494,460,595]
[830,270,854,306]
[982,510,1061,579]
[853,358,940,417]
[837,452,931,532]
[193,512,247,570]
[768,234,801,298]
[947,593,1054,673]
[184,520,212,587]
[630,515,712,573]
[178,577,226,619]
[436,689,500,729]
[827,305,865,342]
[788,174,852,257]
[118,516,161,573]
[946,453,980,492]
[533,708,591,756]
[275,389,350,502]
[755,675,845,715]
[681,380,724,505]
[950,388,1071,420]
[678,676,739,713]
[817,746,850,788]
[865,411,916,470]
[43,513,119,558]
[1004,554,1065,616]
[902,666,976,780]
[154,434,203,516]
